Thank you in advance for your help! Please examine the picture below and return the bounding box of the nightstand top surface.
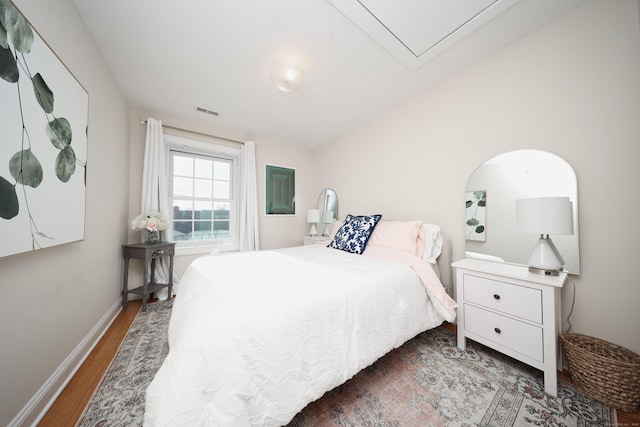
[122,241,175,249]
[452,258,567,288]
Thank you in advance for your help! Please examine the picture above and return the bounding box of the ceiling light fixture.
[270,58,305,92]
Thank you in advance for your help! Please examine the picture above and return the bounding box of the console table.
[122,242,175,311]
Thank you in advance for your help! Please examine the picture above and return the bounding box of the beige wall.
[1,18,315,427]
[0,1,130,425]
[127,108,316,277]
[3,0,638,424]
[314,0,640,354]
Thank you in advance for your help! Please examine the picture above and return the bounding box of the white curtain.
[238,140,260,251]
[141,118,177,298]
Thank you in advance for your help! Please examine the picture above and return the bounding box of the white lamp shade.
[516,197,573,235]
[321,210,334,223]
[307,209,320,223]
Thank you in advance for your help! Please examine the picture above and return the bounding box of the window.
[165,134,240,254]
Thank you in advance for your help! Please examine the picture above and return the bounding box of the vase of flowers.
[131,212,169,244]
[147,229,160,244]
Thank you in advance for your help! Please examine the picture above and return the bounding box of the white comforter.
[145,245,456,426]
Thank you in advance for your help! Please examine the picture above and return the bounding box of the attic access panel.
[328,0,522,70]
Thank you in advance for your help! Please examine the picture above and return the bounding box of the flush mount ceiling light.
[270,58,305,92]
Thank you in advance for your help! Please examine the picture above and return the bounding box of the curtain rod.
[139,119,244,144]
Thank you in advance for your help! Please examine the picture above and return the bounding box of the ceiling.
[72,0,587,148]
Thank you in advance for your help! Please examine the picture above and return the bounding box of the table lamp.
[516,197,573,276]
[307,209,320,237]
[321,210,334,236]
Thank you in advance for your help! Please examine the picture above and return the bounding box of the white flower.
[130,212,169,231]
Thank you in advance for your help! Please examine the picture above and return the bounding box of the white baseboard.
[9,299,122,427]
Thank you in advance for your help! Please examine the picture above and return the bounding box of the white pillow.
[418,223,443,263]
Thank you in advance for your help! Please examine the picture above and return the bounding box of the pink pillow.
[367,220,422,255]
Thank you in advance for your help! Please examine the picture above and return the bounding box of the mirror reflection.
[465,150,580,274]
[317,188,338,236]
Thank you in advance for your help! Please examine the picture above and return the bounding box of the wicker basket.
[561,333,640,412]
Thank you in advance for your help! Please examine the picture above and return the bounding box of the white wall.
[0,23,314,427]
[127,108,315,277]
[0,1,130,425]
[2,1,637,424]
[314,0,640,354]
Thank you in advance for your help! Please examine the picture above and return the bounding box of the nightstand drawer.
[465,304,543,362]
[463,274,542,323]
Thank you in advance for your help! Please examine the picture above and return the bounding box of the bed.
[144,217,457,426]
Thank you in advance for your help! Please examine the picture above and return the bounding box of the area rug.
[287,332,616,427]
[76,299,173,427]
[78,300,615,426]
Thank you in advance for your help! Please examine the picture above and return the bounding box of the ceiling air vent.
[196,106,219,116]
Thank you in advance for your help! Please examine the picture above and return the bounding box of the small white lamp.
[516,197,573,276]
[320,210,334,236]
[307,209,320,237]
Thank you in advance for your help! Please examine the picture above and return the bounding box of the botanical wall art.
[466,190,486,241]
[265,164,295,215]
[0,0,88,258]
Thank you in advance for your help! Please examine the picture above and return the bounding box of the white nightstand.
[303,235,330,246]
[452,258,567,396]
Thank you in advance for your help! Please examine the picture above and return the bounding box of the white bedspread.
[145,245,456,426]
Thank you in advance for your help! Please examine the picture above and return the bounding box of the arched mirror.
[465,150,580,274]
[317,188,338,219]
[316,188,338,237]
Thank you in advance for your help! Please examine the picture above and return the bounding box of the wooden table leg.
[122,258,129,309]
[142,256,150,312]
[167,254,174,299]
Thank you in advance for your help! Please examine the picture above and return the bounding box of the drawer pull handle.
[493,294,501,300]
[494,327,502,334]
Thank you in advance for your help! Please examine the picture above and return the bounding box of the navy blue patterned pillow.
[328,214,382,254]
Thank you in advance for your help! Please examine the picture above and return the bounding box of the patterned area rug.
[288,331,616,427]
[78,300,615,426]
[77,300,173,427]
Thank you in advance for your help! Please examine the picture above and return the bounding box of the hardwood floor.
[38,300,142,426]
[40,311,640,426]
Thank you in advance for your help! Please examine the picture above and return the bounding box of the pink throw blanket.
[364,246,457,322]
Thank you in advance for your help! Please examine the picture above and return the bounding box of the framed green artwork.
[1,1,88,258]
[265,164,295,215]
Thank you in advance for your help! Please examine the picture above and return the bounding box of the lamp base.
[527,235,565,276]
[528,266,563,276]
